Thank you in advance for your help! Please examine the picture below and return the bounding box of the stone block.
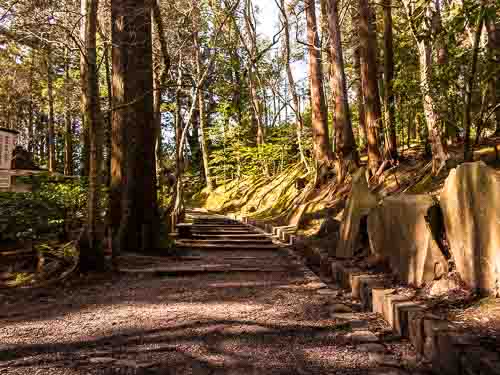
[393,301,426,338]
[360,277,387,311]
[372,288,395,316]
[440,161,500,295]
[351,273,379,300]
[337,168,379,258]
[367,194,448,286]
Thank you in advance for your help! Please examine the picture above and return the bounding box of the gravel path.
[0,214,429,375]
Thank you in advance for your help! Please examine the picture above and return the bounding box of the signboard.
[0,128,18,170]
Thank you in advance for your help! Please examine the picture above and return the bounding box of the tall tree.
[79,0,105,271]
[403,0,448,174]
[80,0,90,176]
[383,0,397,160]
[326,0,357,166]
[46,46,56,172]
[358,0,382,174]
[278,0,309,171]
[305,0,332,162]
[464,3,486,162]
[111,0,158,253]
[486,6,500,135]
[64,48,73,176]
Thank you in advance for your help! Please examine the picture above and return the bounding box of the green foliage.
[0,176,90,242]
[208,121,301,181]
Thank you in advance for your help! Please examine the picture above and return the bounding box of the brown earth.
[0,213,429,375]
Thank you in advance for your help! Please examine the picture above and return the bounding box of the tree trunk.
[279,0,309,171]
[358,0,382,174]
[418,39,448,172]
[486,14,500,135]
[79,0,105,271]
[80,0,90,176]
[104,43,112,186]
[351,5,367,147]
[111,0,158,254]
[46,47,56,172]
[464,4,485,162]
[327,0,357,163]
[305,0,332,162]
[192,44,212,189]
[152,0,170,177]
[383,0,397,160]
[28,54,34,154]
[64,48,73,176]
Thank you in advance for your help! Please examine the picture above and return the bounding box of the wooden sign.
[0,128,19,170]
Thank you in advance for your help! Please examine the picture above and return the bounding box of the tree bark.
[28,53,34,154]
[402,0,448,173]
[111,0,158,254]
[351,5,367,147]
[464,4,485,162]
[193,22,213,190]
[279,0,309,171]
[80,0,90,177]
[64,48,73,176]
[79,0,105,271]
[327,0,357,163]
[383,0,397,160]
[104,43,112,185]
[305,0,332,162]
[358,0,382,174]
[486,12,500,135]
[152,0,170,177]
[46,47,56,172]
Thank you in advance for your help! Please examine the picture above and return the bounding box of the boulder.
[367,195,448,286]
[440,161,500,295]
[336,168,379,258]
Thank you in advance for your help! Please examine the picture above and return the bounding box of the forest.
[0,0,499,374]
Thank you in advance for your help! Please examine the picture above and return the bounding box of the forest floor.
[0,212,430,375]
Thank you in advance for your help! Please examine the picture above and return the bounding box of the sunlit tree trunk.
[383,0,397,160]
[152,0,170,177]
[327,0,357,163]
[46,47,56,172]
[305,0,332,162]
[358,0,382,174]
[28,53,34,154]
[193,31,213,191]
[403,0,448,174]
[80,0,90,176]
[486,11,500,135]
[64,48,73,176]
[279,0,309,171]
[79,0,105,271]
[103,43,112,185]
[464,4,485,162]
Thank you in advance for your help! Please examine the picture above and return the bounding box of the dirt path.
[0,213,429,375]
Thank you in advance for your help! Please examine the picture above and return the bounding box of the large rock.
[440,161,500,295]
[336,168,378,258]
[367,195,448,286]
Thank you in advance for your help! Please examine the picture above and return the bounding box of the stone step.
[119,265,289,275]
[177,238,273,245]
[175,242,278,250]
[179,223,249,228]
[190,233,269,239]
